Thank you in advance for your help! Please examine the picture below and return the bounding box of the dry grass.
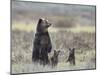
[12,48,95,74]
[11,23,96,74]
[12,23,95,33]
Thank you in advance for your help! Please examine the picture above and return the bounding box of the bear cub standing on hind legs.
[32,18,52,65]
[66,48,75,65]
[51,50,61,67]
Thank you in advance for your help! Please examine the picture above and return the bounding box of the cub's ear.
[54,50,56,53]
[58,50,61,53]
[72,48,75,51]
[58,50,61,55]
[69,48,71,51]
[38,18,43,25]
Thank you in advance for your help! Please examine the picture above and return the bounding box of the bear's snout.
[47,23,52,27]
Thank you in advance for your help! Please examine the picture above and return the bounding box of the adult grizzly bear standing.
[32,18,52,65]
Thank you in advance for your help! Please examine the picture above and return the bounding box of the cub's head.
[54,50,61,57]
[69,48,75,55]
[36,18,51,32]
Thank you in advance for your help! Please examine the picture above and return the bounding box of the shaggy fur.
[66,48,75,65]
[51,50,60,67]
[32,18,52,65]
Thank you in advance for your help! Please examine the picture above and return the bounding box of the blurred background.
[11,0,96,74]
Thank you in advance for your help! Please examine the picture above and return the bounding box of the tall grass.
[11,2,96,74]
[12,23,95,33]
[11,23,95,74]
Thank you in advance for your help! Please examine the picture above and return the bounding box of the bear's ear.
[38,18,43,25]
[72,48,75,51]
[54,50,56,54]
[69,48,71,51]
[58,50,61,54]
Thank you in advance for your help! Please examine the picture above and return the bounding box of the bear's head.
[69,48,75,55]
[36,18,51,32]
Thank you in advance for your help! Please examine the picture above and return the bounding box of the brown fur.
[50,50,60,67]
[32,18,52,66]
[66,48,75,65]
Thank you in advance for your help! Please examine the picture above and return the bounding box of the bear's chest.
[35,32,50,45]
[40,35,50,45]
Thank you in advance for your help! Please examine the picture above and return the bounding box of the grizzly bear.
[32,18,52,65]
[66,48,75,65]
[50,50,61,67]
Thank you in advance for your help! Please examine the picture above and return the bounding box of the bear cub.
[50,50,61,67]
[66,48,75,65]
[32,18,52,65]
